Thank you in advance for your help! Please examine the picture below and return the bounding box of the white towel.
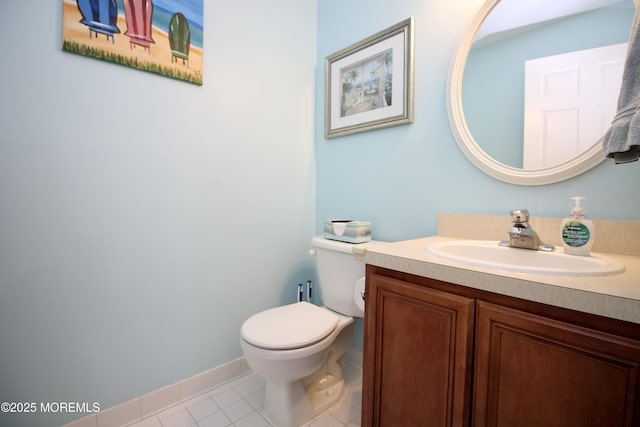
[602,1,640,163]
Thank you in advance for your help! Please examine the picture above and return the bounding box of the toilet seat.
[241,302,339,350]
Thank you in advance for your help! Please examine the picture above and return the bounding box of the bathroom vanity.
[361,236,640,427]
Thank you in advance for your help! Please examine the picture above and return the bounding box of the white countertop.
[363,236,640,324]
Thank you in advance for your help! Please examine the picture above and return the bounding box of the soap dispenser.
[560,196,594,256]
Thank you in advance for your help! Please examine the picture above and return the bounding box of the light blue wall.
[316,0,640,348]
[0,1,316,426]
[2,0,639,425]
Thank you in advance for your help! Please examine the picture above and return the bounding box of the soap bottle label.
[562,222,590,247]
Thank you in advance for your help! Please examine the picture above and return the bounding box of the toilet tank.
[310,236,368,317]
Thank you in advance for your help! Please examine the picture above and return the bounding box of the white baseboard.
[64,357,252,427]
[65,348,361,427]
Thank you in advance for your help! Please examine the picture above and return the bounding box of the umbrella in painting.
[169,12,191,66]
[75,0,120,43]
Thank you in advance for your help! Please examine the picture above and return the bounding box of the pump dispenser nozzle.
[570,196,585,217]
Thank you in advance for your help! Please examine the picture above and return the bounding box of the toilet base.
[264,376,346,427]
[264,380,313,427]
[307,376,346,418]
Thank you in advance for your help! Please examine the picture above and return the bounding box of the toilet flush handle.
[308,249,316,257]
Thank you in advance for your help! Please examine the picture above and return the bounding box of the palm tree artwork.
[339,48,393,118]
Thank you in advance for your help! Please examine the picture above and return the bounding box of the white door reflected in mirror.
[523,43,627,169]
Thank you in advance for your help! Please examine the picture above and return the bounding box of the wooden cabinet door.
[362,273,475,427]
[474,300,640,427]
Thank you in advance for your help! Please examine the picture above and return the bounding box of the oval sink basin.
[426,240,625,276]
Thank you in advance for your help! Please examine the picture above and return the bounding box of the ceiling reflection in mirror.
[462,0,634,169]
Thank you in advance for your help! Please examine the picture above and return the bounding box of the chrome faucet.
[499,209,554,251]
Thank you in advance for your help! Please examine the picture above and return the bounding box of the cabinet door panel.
[474,301,640,427]
[363,274,475,427]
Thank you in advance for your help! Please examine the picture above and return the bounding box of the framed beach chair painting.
[62,0,203,85]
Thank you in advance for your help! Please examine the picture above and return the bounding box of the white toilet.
[240,236,369,427]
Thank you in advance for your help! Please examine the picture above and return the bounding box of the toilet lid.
[241,302,339,350]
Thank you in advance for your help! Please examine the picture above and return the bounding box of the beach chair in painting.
[169,13,191,66]
[122,0,155,53]
[75,0,120,43]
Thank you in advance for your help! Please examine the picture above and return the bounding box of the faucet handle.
[510,209,530,224]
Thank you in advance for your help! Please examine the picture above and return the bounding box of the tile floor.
[127,363,362,427]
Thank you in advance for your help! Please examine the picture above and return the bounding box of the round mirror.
[447,0,633,185]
